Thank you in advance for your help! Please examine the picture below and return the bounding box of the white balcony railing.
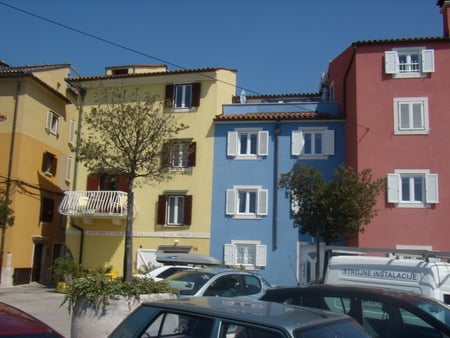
[58,191,138,223]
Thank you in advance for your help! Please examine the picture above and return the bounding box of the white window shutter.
[227,131,238,156]
[291,130,303,156]
[224,244,235,265]
[69,119,76,146]
[425,174,439,203]
[225,189,237,215]
[46,111,52,130]
[255,245,267,267]
[422,49,435,73]
[56,116,60,135]
[257,130,269,156]
[323,130,335,155]
[387,174,401,203]
[257,189,268,216]
[385,51,398,74]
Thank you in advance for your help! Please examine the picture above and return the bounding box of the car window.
[204,275,241,297]
[142,312,214,337]
[156,267,190,279]
[220,322,283,338]
[242,275,262,295]
[165,271,214,295]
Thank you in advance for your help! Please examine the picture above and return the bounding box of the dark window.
[164,83,201,109]
[42,152,57,176]
[163,141,196,169]
[87,174,128,191]
[40,197,54,223]
[157,194,192,226]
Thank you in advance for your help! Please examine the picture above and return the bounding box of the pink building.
[325,3,450,251]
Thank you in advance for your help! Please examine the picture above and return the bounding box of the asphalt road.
[0,283,71,337]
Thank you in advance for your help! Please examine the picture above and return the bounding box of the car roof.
[263,284,446,305]
[0,302,63,337]
[140,296,352,331]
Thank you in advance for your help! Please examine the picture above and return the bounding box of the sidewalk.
[0,283,71,337]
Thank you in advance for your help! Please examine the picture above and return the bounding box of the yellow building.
[61,65,236,275]
[0,62,77,286]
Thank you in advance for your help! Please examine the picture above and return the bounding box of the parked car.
[260,284,450,338]
[164,267,271,299]
[0,301,64,337]
[135,265,197,281]
[109,296,370,338]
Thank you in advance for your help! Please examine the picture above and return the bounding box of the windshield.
[414,299,450,327]
[165,271,215,295]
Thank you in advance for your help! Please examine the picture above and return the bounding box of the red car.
[0,302,63,337]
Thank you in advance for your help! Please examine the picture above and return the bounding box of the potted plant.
[64,273,179,338]
[52,255,88,293]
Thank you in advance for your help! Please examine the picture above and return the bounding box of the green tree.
[77,87,187,281]
[278,163,384,280]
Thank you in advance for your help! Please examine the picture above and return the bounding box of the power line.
[0,1,263,95]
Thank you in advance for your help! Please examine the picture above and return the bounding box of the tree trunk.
[123,178,134,282]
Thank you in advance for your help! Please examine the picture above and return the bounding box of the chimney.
[440,1,450,37]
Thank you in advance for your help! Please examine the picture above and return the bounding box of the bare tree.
[77,87,187,281]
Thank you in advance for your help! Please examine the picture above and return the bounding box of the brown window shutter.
[191,83,201,107]
[87,174,100,190]
[184,195,192,225]
[165,85,174,107]
[161,142,170,168]
[157,195,167,225]
[188,142,196,167]
[118,174,129,192]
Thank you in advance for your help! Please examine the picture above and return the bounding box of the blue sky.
[0,0,443,95]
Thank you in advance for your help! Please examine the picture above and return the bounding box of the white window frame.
[46,111,60,136]
[387,169,439,208]
[291,127,334,159]
[227,129,269,159]
[170,141,190,169]
[225,185,268,219]
[174,84,192,109]
[385,48,434,78]
[166,195,185,226]
[224,240,267,268]
[393,97,429,135]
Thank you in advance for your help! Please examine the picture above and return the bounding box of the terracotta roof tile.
[215,112,336,121]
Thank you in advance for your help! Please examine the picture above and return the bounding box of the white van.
[324,255,450,304]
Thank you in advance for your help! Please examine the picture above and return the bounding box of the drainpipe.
[272,123,281,250]
[70,85,86,265]
[0,75,22,285]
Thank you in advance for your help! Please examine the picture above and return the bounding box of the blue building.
[210,92,344,285]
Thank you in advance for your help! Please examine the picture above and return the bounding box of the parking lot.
[0,283,71,337]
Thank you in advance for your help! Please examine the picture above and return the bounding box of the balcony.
[58,191,138,225]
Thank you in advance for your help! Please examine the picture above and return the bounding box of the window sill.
[393,202,432,208]
[391,73,428,79]
[171,107,197,113]
[394,130,429,135]
[231,214,262,220]
[295,154,329,160]
[233,155,263,160]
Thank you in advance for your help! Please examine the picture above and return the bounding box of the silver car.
[164,267,271,299]
[109,297,370,338]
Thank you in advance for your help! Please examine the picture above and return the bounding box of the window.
[224,241,267,267]
[226,186,268,218]
[157,194,192,226]
[40,197,54,223]
[86,173,128,191]
[163,140,196,169]
[292,128,334,158]
[69,119,76,146]
[387,170,438,207]
[227,129,269,158]
[46,111,60,135]
[142,312,214,337]
[165,83,201,110]
[385,48,434,77]
[393,97,429,134]
[42,152,57,176]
